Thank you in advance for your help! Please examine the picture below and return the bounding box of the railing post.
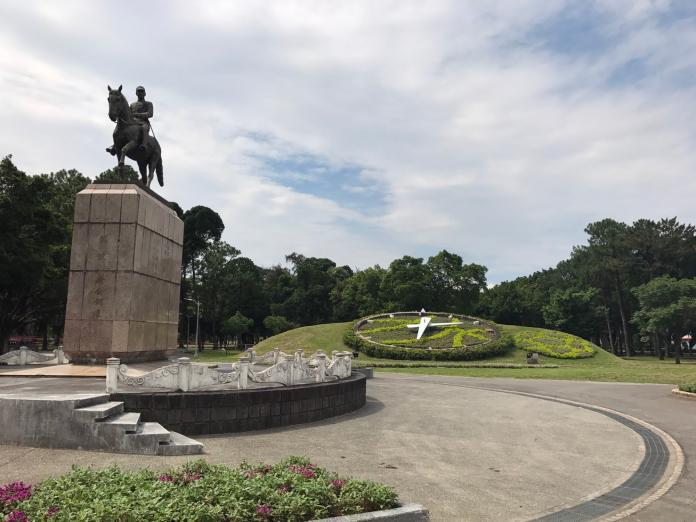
[288,354,296,386]
[315,353,327,383]
[19,347,27,366]
[106,358,120,393]
[239,356,250,389]
[56,349,65,365]
[177,357,191,392]
[273,348,280,364]
[250,350,256,364]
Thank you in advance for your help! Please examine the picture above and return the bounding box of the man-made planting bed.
[346,313,513,361]
[513,329,596,359]
[0,458,399,522]
[354,313,499,349]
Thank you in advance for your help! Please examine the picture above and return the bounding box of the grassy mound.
[0,458,398,521]
[513,328,596,359]
[193,322,696,385]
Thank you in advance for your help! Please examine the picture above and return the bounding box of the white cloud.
[1,1,695,282]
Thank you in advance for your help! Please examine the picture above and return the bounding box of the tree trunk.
[615,279,631,356]
[675,338,681,364]
[41,321,48,351]
[604,309,615,354]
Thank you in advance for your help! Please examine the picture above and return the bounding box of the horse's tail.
[156,156,163,186]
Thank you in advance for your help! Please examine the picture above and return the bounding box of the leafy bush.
[514,330,596,359]
[0,457,398,522]
[345,326,515,361]
[679,384,696,393]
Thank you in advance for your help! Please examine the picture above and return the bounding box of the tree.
[542,287,604,341]
[182,206,224,289]
[222,311,254,347]
[280,253,344,325]
[263,315,293,335]
[94,165,140,184]
[583,219,635,355]
[632,276,696,362]
[0,157,68,351]
[331,266,386,320]
[426,250,487,313]
[380,256,430,311]
[197,241,240,347]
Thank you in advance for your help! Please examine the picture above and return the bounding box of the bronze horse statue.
[106,85,163,187]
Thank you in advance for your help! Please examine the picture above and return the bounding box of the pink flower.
[158,474,175,483]
[46,506,60,517]
[183,472,202,483]
[277,485,290,494]
[0,482,32,506]
[288,465,317,479]
[256,504,272,518]
[331,479,346,491]
[6,511,28,522]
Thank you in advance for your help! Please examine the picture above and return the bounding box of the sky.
[1,1,696,283]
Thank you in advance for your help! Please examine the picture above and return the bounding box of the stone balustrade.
[0,347,69,366]
[106,349,353,393]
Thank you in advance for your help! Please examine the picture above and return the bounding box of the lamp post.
[185,298,200,358]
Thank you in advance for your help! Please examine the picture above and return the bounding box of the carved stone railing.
[107,357,245,393]
[106,350,353,393]
[0,347,69,366]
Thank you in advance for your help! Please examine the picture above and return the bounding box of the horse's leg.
[119,141,137,166]
[147,155,158,187]
[137,161,148,185]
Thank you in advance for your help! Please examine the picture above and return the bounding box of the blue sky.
[1,1,696,283]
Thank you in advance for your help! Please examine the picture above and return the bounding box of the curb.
[315,504,429,521]
[671,388,696,399]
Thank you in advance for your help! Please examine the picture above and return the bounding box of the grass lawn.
[187,322,696,386]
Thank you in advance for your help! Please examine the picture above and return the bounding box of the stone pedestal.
[63,184,184,363]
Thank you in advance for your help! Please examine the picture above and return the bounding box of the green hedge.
[679,384,696,393]
[344,326,515,361]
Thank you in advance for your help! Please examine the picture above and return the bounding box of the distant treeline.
[2,155,694,355]
[479,218,696,356]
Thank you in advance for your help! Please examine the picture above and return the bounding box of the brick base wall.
[111,373,366,436]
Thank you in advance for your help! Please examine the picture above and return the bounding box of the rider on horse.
[130,86,153,150]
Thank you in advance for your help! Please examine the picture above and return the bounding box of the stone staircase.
[72,395,203,455]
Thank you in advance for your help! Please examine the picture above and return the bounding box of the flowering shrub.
[0,483,32,507]
[514,330,597,359]
[0,457,398,521]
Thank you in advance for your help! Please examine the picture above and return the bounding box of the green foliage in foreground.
[514,329,596,359]
[679,384,696,393]
[2,458,398,522]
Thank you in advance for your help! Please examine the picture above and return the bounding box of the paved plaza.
[0,373,692,521]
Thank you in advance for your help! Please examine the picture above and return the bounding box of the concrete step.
[157,431,205,456]
[102,412,141,432]
[122,422,173,455]
[74,401,124,421]
[131,422,171,443]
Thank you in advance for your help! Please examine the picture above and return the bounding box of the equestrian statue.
[106,85,163,187]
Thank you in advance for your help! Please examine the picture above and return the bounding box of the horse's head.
[107,85,127,122]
